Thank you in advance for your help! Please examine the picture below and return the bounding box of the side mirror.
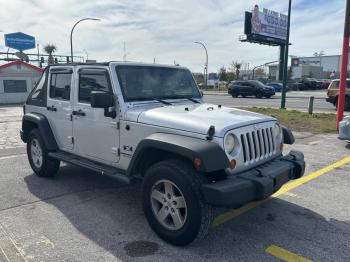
[90,91,114,108]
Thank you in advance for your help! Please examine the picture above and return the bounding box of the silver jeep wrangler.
[21,62,305,246]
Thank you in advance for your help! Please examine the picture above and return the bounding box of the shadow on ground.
[24,164,350,261]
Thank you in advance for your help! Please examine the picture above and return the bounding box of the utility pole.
[336,0,350,129]
[281,0,292,109]
[70,18,100,63]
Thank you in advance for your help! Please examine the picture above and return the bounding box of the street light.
[70,18,100,63]
[194,41,208,89]
[252,60,279,80]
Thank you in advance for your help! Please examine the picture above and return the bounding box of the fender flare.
[22,113,58,151]
[282,126,295,145]
[126,133,230,175]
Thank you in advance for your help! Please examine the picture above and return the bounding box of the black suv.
[228,80,275,98]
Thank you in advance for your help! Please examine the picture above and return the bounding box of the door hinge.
[112,147,120,156]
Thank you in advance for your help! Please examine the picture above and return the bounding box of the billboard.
[5,32,35,51]
[243,5,288,46]
[251,5,288,40]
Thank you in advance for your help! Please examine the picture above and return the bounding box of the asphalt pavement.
[203,90,335,113]
[0,106,350,262]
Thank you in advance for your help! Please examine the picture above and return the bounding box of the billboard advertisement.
[250,5,288,41]
[5,32,35,51]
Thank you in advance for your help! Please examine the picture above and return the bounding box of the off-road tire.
[27,129,60,177]
[142,159,213,246]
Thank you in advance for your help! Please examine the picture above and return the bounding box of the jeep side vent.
[240,127,276,164]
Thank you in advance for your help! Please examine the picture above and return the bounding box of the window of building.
[79,69,111,103]
[3,80,27,93]
[50,73,72,100]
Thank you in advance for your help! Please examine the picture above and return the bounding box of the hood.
[126,103,275,137]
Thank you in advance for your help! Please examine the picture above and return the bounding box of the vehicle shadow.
[24,165,350,261]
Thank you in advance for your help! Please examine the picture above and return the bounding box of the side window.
[78,69,111,103]
[49,72,72,100]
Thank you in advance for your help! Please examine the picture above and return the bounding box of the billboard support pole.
[278,44,285,81]
[281,0,292,109]
[336,0,350,130]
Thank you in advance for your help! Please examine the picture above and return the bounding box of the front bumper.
[201,151,305,207]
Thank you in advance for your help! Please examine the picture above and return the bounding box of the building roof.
[0,60,44,73]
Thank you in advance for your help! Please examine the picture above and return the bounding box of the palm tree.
[43,44,57,64]
[230,61,242,80]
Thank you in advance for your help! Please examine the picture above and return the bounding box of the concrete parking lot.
[0,105,350,261]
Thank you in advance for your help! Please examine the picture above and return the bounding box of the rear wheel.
[142,159,213,246]
[27,129,60,177]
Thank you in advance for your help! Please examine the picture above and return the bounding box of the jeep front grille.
[240,127,276,164]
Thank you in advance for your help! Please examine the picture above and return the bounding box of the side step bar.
[49,151,133,184]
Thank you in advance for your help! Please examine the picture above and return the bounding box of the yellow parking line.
[213,155,350,227]
[266,245,312,262]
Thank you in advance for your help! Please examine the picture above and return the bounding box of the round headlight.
[273,123,281,137]
[225,134,235,154]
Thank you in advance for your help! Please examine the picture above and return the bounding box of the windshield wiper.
[167,96,200,104]
[150,97,172,105]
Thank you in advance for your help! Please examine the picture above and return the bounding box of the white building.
[0,60,43,104]
[291,54,350,79]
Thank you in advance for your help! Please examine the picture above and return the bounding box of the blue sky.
[0,0,346,72]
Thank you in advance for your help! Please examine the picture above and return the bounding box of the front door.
[46,67,74,151]
[72,67,120,165]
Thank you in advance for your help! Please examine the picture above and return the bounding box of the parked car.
[266,82,285,92]
[326,79,350,110]
[289,78,322,91]
[21,62,304,246]
[320,79,331,89]
[228,80,275,98]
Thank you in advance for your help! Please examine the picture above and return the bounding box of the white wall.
[0,63,41,104]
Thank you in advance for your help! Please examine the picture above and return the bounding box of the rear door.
[72,67,120,165]
[46,67,74,151]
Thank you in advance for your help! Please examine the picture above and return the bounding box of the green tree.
[227,71,236,82]
[43,44,57,64]
[219,66,228,81]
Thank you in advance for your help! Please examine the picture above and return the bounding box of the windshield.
[115,65,201,102]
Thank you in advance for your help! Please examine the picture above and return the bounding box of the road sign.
[5,32,35,51]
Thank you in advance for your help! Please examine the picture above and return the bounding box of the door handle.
[47,105,57,112]
[72,109,86,116]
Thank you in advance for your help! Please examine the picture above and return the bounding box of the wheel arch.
[126,133,230,178]
[22,113,58,151]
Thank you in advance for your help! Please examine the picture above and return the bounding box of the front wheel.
[27,129,60,177]
[142,159,213,246]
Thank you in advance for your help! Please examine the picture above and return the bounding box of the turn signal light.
[194,158,202,168]
[230,159,236,169]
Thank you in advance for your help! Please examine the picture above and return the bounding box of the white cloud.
[0,0,345,72]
